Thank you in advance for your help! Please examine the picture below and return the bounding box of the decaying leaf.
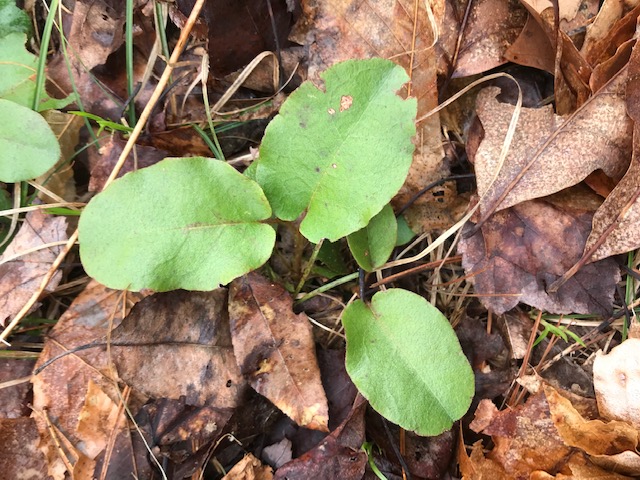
[0,418,48,480]
[459,189,620,315]
[111,289,246,407]
[473,70,632,222]
[470,394,572,478]
[223,453,274,480]
[229,272,329,431]
[273,396,367,480]
[0,208,67,325]
[31,281,146,479]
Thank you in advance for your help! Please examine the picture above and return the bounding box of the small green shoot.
[533,319,586,348]
[69,111,133,134]
[361,442,387,480]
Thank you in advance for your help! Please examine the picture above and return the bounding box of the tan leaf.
[111,289,246,408]
[593,339,640,429]
[222,453,274,480]
[544,384,639,456]
[229,272,329,432]
[32,281,145,478]
[469,393,572,478]
[0,209,67,325]
[473,69,631,223]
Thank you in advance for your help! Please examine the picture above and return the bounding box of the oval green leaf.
[257,58,416,243]
[0,99,60,182]
[347,204,397,271]
[79,157,275,292]
[343,289,474,436]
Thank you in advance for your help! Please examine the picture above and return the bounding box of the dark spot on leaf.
[315,167,320,173]
[300,121,307,129]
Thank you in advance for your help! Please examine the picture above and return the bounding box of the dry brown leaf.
[0,209,67,325]
[437,0,527,78]
[459,189,620,315]
[0,418,49,480]
[273,396,367,480]
[581,0,639,59]
[572,39,640,266]
[229,272,329,432]
[111,289,246,407]
[473,70,632,222]
[469,393,572,478]
[75,380,127,460]
[593,339,640,429]
[544,384,639,456]
[297,0,458,231]
[458,439,508,480]
[223,453,274,480]
[31,281,145,479]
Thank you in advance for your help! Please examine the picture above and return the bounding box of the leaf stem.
[295,272,359,305]
[294,239,324,296]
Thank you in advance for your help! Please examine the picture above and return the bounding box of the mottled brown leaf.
[0,418,48,480]
[224,453,274,480]
[32,280,146,478]
[111,289,246,408]
[459,189,620,315]
[0,209,67,325]
[470,393,572,478]
[274,396,367,479]
[473,71,631,221]
[229,272,329,431]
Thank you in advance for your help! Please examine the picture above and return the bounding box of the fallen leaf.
[470,393,572,478]
[88,135,167,192]
[111,289,247,407]
[31,281,145,478]
[544,384,639,456]
[458,439,508,480]
[0,208,67,325]
[0,418,49,480]
[593,338,640,429]
[436,0,527,78]
[0,357,34,418]
[223,453,274,480]
[459,189,620,315]
[472,71,632,223]
[229,272,329,431]
[273,396,367,479]
[75,380,127,460]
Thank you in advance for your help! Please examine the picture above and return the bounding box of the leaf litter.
[9,0,640,478]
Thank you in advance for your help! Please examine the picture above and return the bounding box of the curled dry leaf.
[473,69,632,222]
[470,393,572,478]
[0,209,67,325]
[111,289,246,408]
[544,384,639,456]
[229,272,329,432]
[459,189,620,316]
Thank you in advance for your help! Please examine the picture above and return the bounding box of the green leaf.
[347,204,396,271]
[0,0,31,38]
[0,33,38,107]
[257,58,416,243]
[395,214,416,246]
[343,289,474,436]
[79,157,275,291]
[0,99,60,182]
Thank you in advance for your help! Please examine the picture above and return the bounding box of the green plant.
[23,58,474,435]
